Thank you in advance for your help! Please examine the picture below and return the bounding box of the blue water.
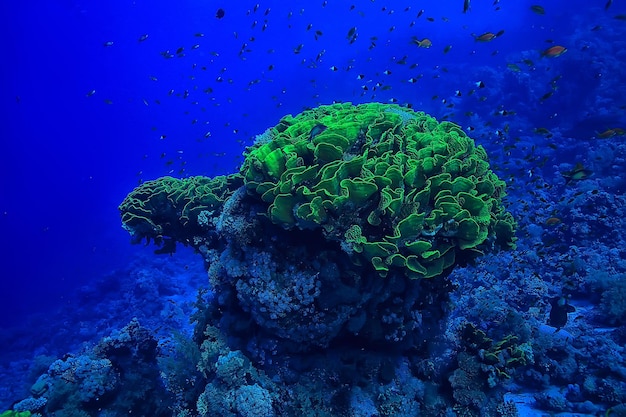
[2,0,626,415]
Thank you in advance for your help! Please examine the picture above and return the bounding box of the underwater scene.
[2,0,626,416]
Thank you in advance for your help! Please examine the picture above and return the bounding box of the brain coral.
[241,102,515,278]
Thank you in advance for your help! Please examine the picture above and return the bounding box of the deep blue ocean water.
[2,0,626,415]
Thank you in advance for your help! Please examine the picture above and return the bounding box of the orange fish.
[545,217,561,226]
[473,30,504,42]
[413,38,432,48]
[541,45,567,57]
[474,32,497,42]
[597,128,626,138]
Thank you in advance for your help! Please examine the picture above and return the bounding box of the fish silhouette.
[548,296,575,330]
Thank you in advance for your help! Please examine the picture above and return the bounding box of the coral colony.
[6,103,626,416]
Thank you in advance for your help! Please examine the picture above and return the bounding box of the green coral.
[460,324,530,389]
[118,103,515,278]
[241,102,516,279]
[119,174,243,251]
[0,411,31,417]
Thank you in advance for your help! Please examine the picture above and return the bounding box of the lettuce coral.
[241,102,516,278]
[119,174,243,253]
[120,103,514,278]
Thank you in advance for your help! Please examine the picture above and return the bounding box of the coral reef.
[119,103,516,352]
[7,319,172,417]
[115,103,518,415]
[10,102,626,416]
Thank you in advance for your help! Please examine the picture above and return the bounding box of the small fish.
[309,123,327,139]
[541,45,567,57]
[562,163,592,183]
[473,32,499,42]
[545,217,561,226]
[86,89,96,97]
[507,63,521,72]
[614,14,626,20]
[293,44,304,54]
[539,91,553,101]
[463,0,471,13]
[383,69,392,75]
[103,41,114,47]
[597,128,625,138]
[138,34,149,42]
[534,127,551,135]
[605,0,613,10]
[475,80,485,88]
[548,296,575,330]
[347,27,357,39]
[216,8,225,19]
[329,65,338,71]
[530,5,545,15]
[412,37,432,48]
[443,45,453,53]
